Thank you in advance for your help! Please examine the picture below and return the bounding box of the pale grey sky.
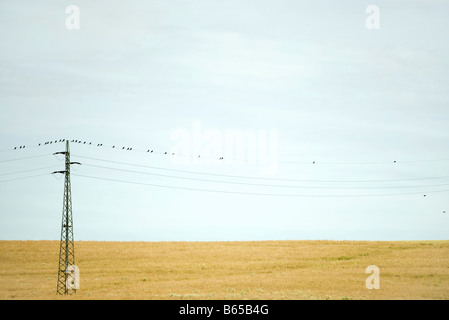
[0,0,448,241]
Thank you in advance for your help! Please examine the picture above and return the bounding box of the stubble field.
[0,240,448,300]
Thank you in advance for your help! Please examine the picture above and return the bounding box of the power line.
[81,163,449,190]
[0,165,60,176]
[0,142,446,206]
[0,154,52,163]
[0,173,49,183]
[0,144,447,187]
[72,173,449,198]
[73,154,449,184]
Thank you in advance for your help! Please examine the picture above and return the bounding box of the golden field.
[0,240,448,300]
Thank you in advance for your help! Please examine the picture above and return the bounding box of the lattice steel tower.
[53,141,81,295]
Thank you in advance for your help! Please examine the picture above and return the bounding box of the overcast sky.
[0,0,448,241]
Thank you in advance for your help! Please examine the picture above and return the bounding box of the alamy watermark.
[65,5,80,30]
[169,121,279,175]
[365,265,380,289]
[66,265,80,290]
[64,5,380,31]
[365,5,380,30]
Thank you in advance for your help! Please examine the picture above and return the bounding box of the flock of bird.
[14,139,403,164]
[11,139,228,161]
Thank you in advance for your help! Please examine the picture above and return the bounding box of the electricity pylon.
[53,141,81,295]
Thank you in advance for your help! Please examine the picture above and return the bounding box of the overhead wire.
[81,163,449,190]
[73,154,449,184]
[0,165,60,176]
[0,138,447,199]
[71,173,449,198]
[0,173,50,183]
[0,154,52,163]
